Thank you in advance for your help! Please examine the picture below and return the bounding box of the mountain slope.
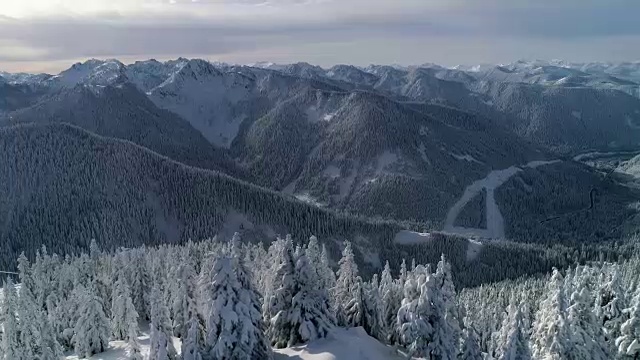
[0,122,407,272]
[236,89,545,224]
[2,83,241,176]
[148,59,257,148]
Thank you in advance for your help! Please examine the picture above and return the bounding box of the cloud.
[0,0,639,72]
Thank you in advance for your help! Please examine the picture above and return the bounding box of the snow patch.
[323,165,341,178]
[450,153,484,164]
[418,143,431,165]
[571,110,582,119]
[466,239,483,261]
[296,193,325,207]
[394,230,433,245]
[626,115,640,130]
[274,327,403,360]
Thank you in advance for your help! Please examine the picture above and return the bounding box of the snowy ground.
[393,230,433,245]
[394,230,484,261]
[443,160,559,239]
[63,327,403,360]
[273,327,404,360]
[65,323,182,360]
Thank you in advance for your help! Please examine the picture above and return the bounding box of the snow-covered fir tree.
[73,285,110,358]
[494,303,531,360]
[458,320,483,360]
[267,239,335,349]
[125,318,144,360]
[1,278,21,360]
[334,241,359,326]
[397,268,457,359]
[205,253,271,359]
[566,270,609,360]
[436,254,461,343]
[149,284,177,360]
[379,261,401,344]
[181,310,204,360]
[111,274,139,341]
[601,265,628,349]
[171,261,197,339]
[531,268,570,360]
[616,286,640,359]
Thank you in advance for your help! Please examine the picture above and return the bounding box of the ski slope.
[443,160,560,239]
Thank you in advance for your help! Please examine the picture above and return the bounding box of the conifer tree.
[601,266,628,348]
[436,254,461,341]
[319,244,336,291]
[335,241,358,326]
[459,321,483,360]
[494,303,532,360]
[111,275,139,341]
[73,285,110,358]
[566,281,608,360]
[206,254,271,359]
[1,278,21,360]
[531,268,570,360]
[149,284,177,359]
[616,287,640,359]
[379,261,400,344]
[181,309,204,360]
[125,319,144,360]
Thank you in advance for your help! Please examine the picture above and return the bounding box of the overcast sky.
[1,0,639,73]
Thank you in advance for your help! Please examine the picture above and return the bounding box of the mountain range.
[2,57,640,275]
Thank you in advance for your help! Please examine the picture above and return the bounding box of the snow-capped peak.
[47,58,127,89]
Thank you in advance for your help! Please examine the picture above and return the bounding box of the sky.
[1,0,639,73]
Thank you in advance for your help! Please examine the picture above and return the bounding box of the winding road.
[443,160,560,239]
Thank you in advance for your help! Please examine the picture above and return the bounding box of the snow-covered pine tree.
[379,261,400,344]
[459,320,483,360]
[73,285,110,358]
[566,275,609,360]
[149,325,172,360]
[130,249,151,320]
[205,253,272,359]
[494,303,532,360]
[334,241,358,326]
[399,259,408,286]
[319,244,336,291]
[363,274,383,339]
[531,268,570,360]
[149,284,177,360]
[125,318,144,360]
[1,278,21,359]
[601,265,628,348]
[171,261,197,339]
[397,271,457,359]
[616,286,640,359]
[111,274,139,341]
[288,254,335,344]
[436,254,461,342]
[181,308,204,360]
[16,254,64,360]
[305,236,322,289]
[345,276,365,328]
[265,237,297,346]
